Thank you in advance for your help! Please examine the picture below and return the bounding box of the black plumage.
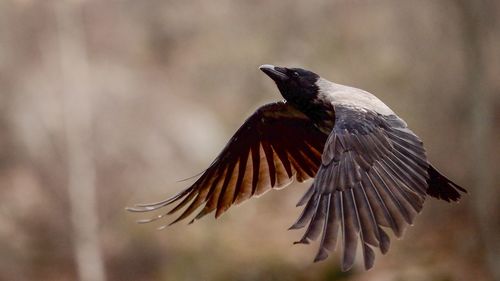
[128,65,466,271]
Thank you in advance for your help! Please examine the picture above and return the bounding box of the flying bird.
[128,65,466,271]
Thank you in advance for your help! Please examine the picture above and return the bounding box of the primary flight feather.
[128,65,466,271]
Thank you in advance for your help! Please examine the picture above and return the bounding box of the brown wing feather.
[128,101,328,225]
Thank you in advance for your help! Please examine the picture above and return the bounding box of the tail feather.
[426,165,467,202]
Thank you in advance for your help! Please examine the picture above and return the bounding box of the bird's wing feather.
[128,101,328,224]
[291,105,430,271]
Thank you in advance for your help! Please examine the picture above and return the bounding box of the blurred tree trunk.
[453,0,498,280]
[55,2,106,281]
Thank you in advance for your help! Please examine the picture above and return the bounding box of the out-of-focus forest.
[0,1,499,281]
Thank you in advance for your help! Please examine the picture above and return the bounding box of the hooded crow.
[128,65,466,271]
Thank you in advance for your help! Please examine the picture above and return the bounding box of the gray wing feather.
[292,105,429,271]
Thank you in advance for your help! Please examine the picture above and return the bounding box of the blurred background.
[0,1,499,281]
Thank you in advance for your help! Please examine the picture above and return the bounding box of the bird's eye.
[292,71,299,78]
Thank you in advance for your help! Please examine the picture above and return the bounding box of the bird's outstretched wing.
[291,105,430,271]
[128,101,328,225]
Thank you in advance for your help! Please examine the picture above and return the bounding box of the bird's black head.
[260,64,334,132]
[259,64,320,104]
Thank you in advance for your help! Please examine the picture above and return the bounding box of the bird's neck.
[285,93,335,134]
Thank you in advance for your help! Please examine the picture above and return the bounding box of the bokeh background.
[1,1,499,281]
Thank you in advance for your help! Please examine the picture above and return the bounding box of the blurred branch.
[55,2,106,281]
[454,0,498,280]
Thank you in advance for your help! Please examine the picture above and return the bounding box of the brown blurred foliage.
[0,1,499,281]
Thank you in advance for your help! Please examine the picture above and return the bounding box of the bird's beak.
[259,64,289,82]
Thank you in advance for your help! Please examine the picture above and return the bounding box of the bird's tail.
[426,165,467,202]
